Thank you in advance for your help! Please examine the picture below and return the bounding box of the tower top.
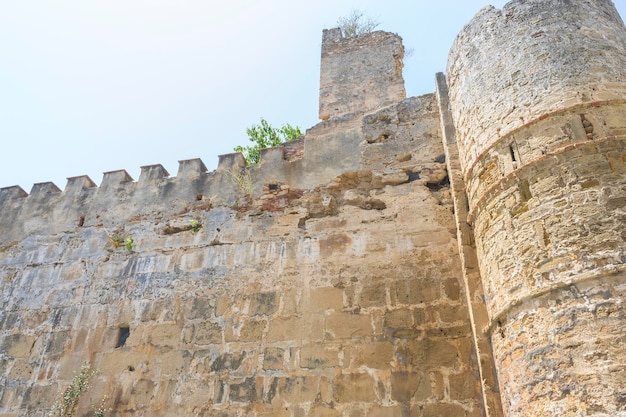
[318,29,406,121]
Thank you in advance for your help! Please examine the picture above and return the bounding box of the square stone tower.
[318,28,406,120]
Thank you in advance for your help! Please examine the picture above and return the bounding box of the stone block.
[131,379,156,408]
[229,377,259,403]
[319,376,333,404]
[0,385,17,409]
[392,279,440,306]
[22,384,59,410]
[211,351,247,373]
[183,297,215,320]
[249,292,278,316]
[263,347,284,371]
[60,261,84,281]
[192,321,222,345]
[334,373,376,403]
[429,371,445,400]
[180,249,205,272]
[2,334,36,358]
[412,402,467,417]
[215,295,233,317]
[300,345,341,369]
[276,376,319,403]
[384,308,413,329]
[437,304,468,324]
[174,377,222,407]
[99,350,147,375]
[266,315,324,343]
[319,233,352,258]
[136,300,162,322]
[144,323,183,347]
[255,405,294,417]
[408,338,459,369]
[360,282,388,308]
[426,324,471,339]
[0,312,19,331]
[158,349,192,375]
[238,319,267,342]
[346,342,394,370]
[413,308,427,326]
[449,371,478,401]
[443,278,461,301]
[7,359,33,380]
[280,289,300,315]
[367,406,404,417]
[310,404,341,417]
[304,287,344,312]
[46,330,70,355]
[325,313,372,340]
[391,371,431,402]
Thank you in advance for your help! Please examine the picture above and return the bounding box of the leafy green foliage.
[234,118,302,165]
[337,9,379,38]
[189,219,202,233]
[105,229,133,252]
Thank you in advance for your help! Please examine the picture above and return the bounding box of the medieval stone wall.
[318,29,405,121]
[0,32,485,417]
[447,0,626,172]
[446,1,626,416]
[1,1,626,417]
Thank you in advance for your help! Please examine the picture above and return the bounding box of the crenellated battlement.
[1,4,626,417]
[0,29,410,242]
[0,108,373,241]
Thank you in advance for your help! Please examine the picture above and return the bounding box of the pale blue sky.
[1,1,625,190]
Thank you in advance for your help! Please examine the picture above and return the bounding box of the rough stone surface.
[1,2,625,417]
[447,1,626,416]
[319,29,406,121]
[0,88,481,416]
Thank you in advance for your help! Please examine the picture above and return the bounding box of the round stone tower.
[447,1,626,416]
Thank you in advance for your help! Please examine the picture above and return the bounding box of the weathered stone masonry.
[0,1,625,417]
[446,1,626,416]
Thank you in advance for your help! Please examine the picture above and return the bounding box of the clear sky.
[1,1,625,190]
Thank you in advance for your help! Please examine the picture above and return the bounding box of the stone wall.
[447,0,626,172]
[2,2,626,416]
[446,1,626,416]
[318,29,405,121]
[0,91,485,416]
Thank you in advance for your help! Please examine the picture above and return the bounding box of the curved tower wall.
[447,1,626,416]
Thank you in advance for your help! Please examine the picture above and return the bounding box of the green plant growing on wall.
[104,229,134,251]
[107,233,124,248]
[337,9,379,38]
[48,362,108,417]
[189,219,202,233]
[228,168,254,197]
[234,118,302,165]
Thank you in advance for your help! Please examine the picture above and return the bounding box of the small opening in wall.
[116,326,130,348]
[127,365,135,372]
[268,183,279,191]
[509,144,517,162]
[407,170,421,182]
[196,194,203,201]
